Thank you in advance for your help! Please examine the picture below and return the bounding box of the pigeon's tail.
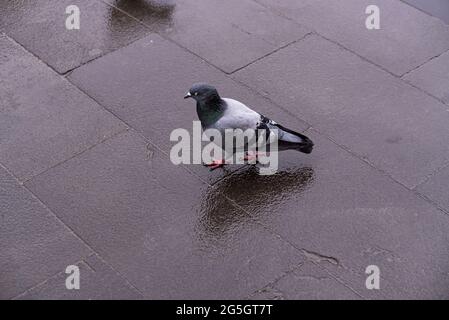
[274,124,314,154]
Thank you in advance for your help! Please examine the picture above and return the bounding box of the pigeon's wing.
[257,115,314,154]
[206,98,261,155]
[213,98,261,131]
[209,98,314,154]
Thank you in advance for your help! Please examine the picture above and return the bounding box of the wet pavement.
[403,0,449,25]
[1,0,449,300]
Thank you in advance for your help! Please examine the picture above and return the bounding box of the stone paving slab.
[0,35,126,181]
[254,0,449,76]
[0,0,153,73]
[213,132,449,299]
[416,165,449,213]
[234,35,449,189]
[402,0,449,25]
[403,50,449,104]
[148,0,311,73]
[250,263,359,300]
[68,33,309,184]
[0,165,92,299]
[25,130,309,299]
[15,255,142,300]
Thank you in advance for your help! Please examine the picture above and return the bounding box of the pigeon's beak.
[184,92,192,99]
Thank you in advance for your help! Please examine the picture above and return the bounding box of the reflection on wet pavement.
[111,0,175,28]
[197,165,314,242]
[0,0,154,73]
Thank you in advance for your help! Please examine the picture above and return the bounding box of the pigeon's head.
[184,83,220,103]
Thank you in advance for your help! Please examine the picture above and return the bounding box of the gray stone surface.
[68,34,309,184]
[152,0,311,73]
[254,0,449,75]
[416,164,449,213]
[250,263,359,300]
[0,35,126,181]
[234,35,449,189]
[402,0,449,25]
[213,132,449,299]
[15,255,142,300]
[0,165,92,299]
[25,131,307,299]
[0,0,152,73]
[403,50,449,104]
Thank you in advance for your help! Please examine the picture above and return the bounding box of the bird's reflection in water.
[196,165,314,245]
[111,0,175,30]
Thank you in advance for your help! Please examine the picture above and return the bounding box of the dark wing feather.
[256,115,314,154]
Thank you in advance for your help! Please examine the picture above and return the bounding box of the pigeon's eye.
[194,92,198,96]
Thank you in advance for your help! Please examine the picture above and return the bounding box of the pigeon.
[184,83,313,169]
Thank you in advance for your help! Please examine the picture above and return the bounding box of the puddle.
[112,0,175,24]
[197,165,314,242]
[403,0,449,24]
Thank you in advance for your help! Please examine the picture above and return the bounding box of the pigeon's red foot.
[204,159,227,171]
[243,151,267,162]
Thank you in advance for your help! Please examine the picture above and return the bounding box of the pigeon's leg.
[243,151,256,161]
[204,159,227,170]
[243,151,267,162]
